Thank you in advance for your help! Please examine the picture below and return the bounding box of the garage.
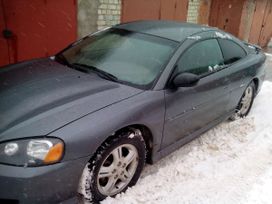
[0,0,77,67]
[121,0,189,22]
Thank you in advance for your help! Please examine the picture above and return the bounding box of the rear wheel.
[230,82,255,120]
[78,129,146,203]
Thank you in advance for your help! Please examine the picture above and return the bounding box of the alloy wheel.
[239,86,254,116]
[97,144,139,196]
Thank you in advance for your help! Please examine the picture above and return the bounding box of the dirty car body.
[0,21,266,203]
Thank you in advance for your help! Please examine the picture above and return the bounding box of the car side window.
[177,39,224,76]
[218,39,246,65]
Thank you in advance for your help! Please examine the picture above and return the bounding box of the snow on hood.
[102,81,272,204]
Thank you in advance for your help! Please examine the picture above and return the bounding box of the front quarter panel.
[50,91,165,162]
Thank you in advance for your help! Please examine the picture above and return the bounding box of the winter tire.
[229,81,256,120]
[78,129,146,203]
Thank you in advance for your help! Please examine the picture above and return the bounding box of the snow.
[215,31,232,39]
[102,81,272,204]
[187,36,202,40]
[268,38,272,48]
[265,52,272,58]
[128,132,136,139]
[247,45,256,50]
[78,163,92,201]
[209,64,221,72]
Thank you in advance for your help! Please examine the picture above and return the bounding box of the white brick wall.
[97,0,121,30]
[187,0,201,23]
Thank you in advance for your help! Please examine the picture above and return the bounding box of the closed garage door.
[0,0,77,67]
[121,0,189,23]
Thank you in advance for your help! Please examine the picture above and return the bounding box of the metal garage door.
[121,0,189,23]
[209,0,245,37]
[249,0,272,47]
[0,0,77,67]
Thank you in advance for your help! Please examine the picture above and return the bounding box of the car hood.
[0,58,143,141]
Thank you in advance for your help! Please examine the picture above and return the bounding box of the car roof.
[114,20,217,42]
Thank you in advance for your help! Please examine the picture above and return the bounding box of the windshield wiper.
[71,63,119,82]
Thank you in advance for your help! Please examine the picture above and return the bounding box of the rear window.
[218,39,246,64]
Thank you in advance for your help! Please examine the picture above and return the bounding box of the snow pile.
[102,81,272,204]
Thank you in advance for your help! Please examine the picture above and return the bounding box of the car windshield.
[56,28,178,88]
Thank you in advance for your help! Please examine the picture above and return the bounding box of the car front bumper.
[0,156,89,204]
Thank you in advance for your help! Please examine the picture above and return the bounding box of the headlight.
[0,138,64,167]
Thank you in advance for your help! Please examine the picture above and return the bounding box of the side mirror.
[172,72,200,87]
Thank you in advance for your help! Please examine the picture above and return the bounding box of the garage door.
[249,0,272,47]
[121,0,189,23]
[209,0,245,36]
[0,0,77,67]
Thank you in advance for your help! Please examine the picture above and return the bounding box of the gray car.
[0,21,266,203]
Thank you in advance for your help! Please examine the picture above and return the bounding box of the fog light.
[4,143,19,156]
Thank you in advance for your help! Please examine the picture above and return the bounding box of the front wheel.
[78,129,146,203]
[230,82,255,120]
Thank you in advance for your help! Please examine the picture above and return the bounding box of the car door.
[162,38,231,148]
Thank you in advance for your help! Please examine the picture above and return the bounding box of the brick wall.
[187,0,201,23]
[78,0,99,38]
[77,0,121,38]
[97,0,121,30]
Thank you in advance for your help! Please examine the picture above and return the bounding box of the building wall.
[77,0,270,47]
[97,0,121,30]
[78,0,99,38]
[77,0,121,38]
[78,0,203,37]
[187,0,201,23]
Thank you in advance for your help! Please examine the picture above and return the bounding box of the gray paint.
[0,156,89,203]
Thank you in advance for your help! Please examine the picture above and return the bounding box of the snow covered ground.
[102,81,272,204]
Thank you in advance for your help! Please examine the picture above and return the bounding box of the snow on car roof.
[114,20,216,42]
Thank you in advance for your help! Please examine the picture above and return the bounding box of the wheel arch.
[98,124,154,164]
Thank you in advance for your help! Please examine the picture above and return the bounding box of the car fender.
[49,90,166,162]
